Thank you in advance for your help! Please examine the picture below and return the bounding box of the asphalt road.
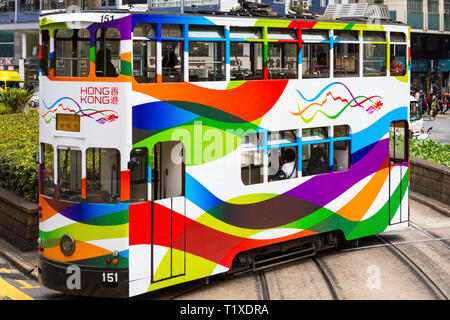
[423,114,450,144]
[0,199,448,301]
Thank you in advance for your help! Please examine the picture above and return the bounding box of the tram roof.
[40,10,408,28]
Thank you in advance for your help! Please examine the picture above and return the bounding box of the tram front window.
[41,143,55,197]
[57,148,82,202]
[86,148,120,203]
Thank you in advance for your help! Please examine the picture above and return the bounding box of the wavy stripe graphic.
[292,82,383,122]
[41,97,119,124]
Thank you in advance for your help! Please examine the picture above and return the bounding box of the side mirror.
[33,152,39,164]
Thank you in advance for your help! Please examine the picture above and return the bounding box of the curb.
[410,191,450,217]
[0,237,39,281]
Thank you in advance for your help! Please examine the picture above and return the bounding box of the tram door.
[388,121,409,225]
[152,141,186,282]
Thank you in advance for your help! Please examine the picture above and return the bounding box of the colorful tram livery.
[38,10,411,297]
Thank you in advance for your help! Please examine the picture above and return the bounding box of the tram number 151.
[102,272,118,287]
[100,15,114,23]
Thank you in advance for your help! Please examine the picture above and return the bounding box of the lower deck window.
[58,148,82,202]
[41,143,54,197]
[86,148,120,203]
[130,148,148,203]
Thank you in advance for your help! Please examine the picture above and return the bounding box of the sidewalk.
[0,195,448,283]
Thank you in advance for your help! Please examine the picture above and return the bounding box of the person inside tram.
[96,47,118,77]
[281,148,297,179]
[314,52,328,75]
[307,147,329,175]
[162,48,179,72]
[390,56,404,74]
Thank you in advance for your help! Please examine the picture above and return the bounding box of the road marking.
[15,280,40,289]
[0,268,11,273]
[0,278,34,300]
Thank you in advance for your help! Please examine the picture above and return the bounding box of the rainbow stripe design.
[39,12,410,297]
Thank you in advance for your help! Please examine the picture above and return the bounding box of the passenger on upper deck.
[390,57,404,74]
[281,148,297,179]
[162,49,180,71]
[96,47,118,77]
[314,53,328,75]
[307,147,328,175]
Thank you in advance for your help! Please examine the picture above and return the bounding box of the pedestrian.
[426,93,432,113]
[430,97,438,117]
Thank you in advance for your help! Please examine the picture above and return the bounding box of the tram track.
[375,234,448,300]
[312,257,340,300]
[409,222,450,250]
[257,270,270,300]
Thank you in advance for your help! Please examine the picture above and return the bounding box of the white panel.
[129,277,151,298]
[129,244,151,281]
[390,203,401,224]
[152,244,170,279]
[172,196,185,216]
[389,165,402,224]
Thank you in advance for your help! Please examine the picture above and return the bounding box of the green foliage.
[0,110,39,202]
[0,88,35,114]
[410,138,450,167]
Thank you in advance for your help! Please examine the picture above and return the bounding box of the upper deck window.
[363,31,387,77]
[230,27,262,40]
[162,24,183,38]
[96,28,121,77]
[41,30,50,76]
[267,28,297,41]
[230,42,263,80]
[334,30,359,78]
[161,24,183,82]
[302,30,329,78]
[189,41,225,82]
[268,43,298,79]
[55,29,90,77]
[390,32,407,77]
[188,25,224,38]
[133,23,156,38]
[133,23,156,83]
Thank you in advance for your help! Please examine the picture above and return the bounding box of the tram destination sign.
[56,114,80,132]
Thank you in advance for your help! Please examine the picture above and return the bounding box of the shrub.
[0,110,39,202]
[0,88,35,114]
[410,138,450,167]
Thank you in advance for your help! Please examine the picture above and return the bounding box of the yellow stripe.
[0,277,34,300]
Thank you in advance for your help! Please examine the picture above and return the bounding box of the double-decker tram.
[37,6,411,297]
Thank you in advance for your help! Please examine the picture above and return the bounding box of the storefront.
[411,59,429,93]
[438,59,450,93]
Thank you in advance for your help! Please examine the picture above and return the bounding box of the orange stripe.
[82,178,87,199]
[120,170,130,202]
[120,51,131,62]
[42,241,111,262]
[39,196,59,222]
[336,158,390,221]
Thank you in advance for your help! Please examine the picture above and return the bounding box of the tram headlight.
[60,234,75,256]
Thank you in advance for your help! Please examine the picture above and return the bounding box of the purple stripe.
[88,15,132,42]
[285,138,390,206]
